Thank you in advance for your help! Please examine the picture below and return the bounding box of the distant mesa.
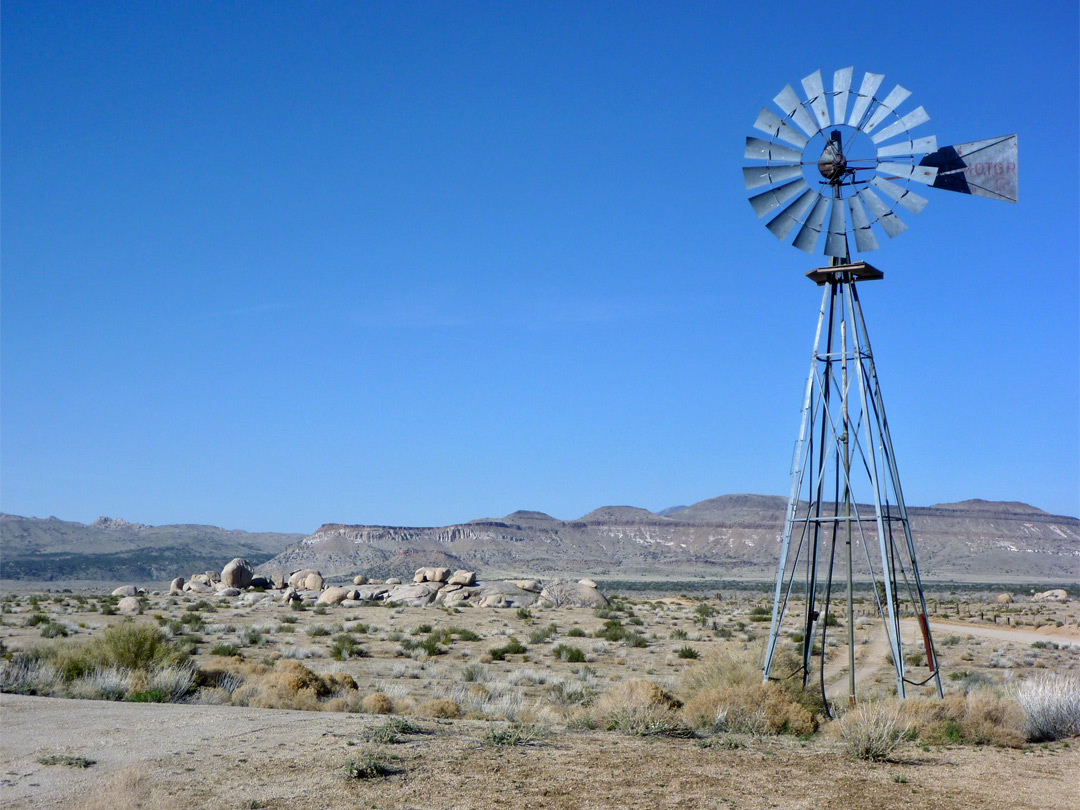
[2,494,1077,583]
[502,510,560,522]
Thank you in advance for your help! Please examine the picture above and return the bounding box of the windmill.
[744,68,1017,711]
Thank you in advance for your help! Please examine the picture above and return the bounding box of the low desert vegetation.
[1,584,1077,766]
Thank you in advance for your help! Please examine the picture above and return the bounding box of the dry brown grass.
[79,766,167,810]
[899,688,1025,747]
[361,691,395,714]
[679,649,817,736]
[589,679,691,737]
[417,697,460,718]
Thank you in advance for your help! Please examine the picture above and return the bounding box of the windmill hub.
[816,132,847,182]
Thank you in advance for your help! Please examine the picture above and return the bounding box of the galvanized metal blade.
[742,163,804,190]
[863,85,913,135]
[801,70,830,130]
[878,162,938,185]
[744,137,803,163]
[824,197,849,258]
[919,134,1018,202]
[858,187,907,238]
[847,72,884,128]
[876,135,937,158]
[869,176,928,214]
[754,107,809,149]
[766,188,817,241]
[792,194,829,253]
[749,177,810,218]
[846,195,880,252]
[832,67,853,126]
[871,106,931,144]
[772,86,819,138]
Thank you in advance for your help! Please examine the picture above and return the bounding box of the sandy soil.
[3,692,1078,810]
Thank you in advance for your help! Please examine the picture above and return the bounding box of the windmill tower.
[743,68,1017,711]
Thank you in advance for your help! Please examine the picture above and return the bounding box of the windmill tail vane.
[744,67,1017,260]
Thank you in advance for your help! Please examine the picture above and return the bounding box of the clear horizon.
[3,2,1078,534]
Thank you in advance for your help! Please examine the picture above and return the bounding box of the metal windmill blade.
[743,68,1018,260]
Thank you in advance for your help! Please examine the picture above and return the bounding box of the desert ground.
[1,581,1078,809]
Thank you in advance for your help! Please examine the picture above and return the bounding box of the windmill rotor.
[744,67,1017,260]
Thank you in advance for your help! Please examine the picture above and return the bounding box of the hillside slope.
[0,514,304,581]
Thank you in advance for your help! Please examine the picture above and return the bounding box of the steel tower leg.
[763,262,942,707]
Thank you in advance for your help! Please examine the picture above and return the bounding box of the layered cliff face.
[260,495,1080,582]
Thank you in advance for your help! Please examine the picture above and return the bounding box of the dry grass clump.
[1,623,194,702]
[362,691,395,714]
[216,659,358,711]
[417,697,460,718]
[1014,672,1080,741]
[589,679,692,737]
[898,689,1024,747]
[680,650,817,736]
[80,766,170,810]
[835,701,907,761]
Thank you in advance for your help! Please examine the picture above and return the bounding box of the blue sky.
[3,1,1077,533]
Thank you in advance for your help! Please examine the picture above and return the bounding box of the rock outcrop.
[220,558,254,589]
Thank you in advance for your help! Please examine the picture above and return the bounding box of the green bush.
[552,644,586,663]
[343,751,394,779]
[89,623,187,671]
[490,637,527,661]
[676,646,700,659]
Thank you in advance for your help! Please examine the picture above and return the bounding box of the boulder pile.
[139,561,609,610]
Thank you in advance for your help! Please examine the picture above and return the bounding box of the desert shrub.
[228,659,346,711]
[330,633,367,660]
[489,637,526,661]
[529,624,558,644]
[38,754,95,768]
[343,751,394,779]
[1015,672,1080,741]
[680,650,760,695]
[411,623,433,635]
[399,634,445,657]
[550,678,594,706]
[417,698,459,718]
[567,627,586,638]
[676,646,700,659]
[210,643,239,657]
[591,680,692,737]
[483,722,543,746]
[596,620,626,642]
[147,664,197,702]
[836,701,907,761]
[89,623,187,671]
[681,650,816,736]
[362,692,394,714]
[446,626,481,642]
[462,663,490,682]
[369,716,422,743]
[306,625,331,637]
[624,632,648,648]
[899,689,1024,747]
[0,656,60,695]
[683,682,816,736]
[552,644,586,663]
[670,629,688,640]
[516,608,533,621]
[39,621,69,638]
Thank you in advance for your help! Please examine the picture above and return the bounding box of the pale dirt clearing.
[2,693,1078,810]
